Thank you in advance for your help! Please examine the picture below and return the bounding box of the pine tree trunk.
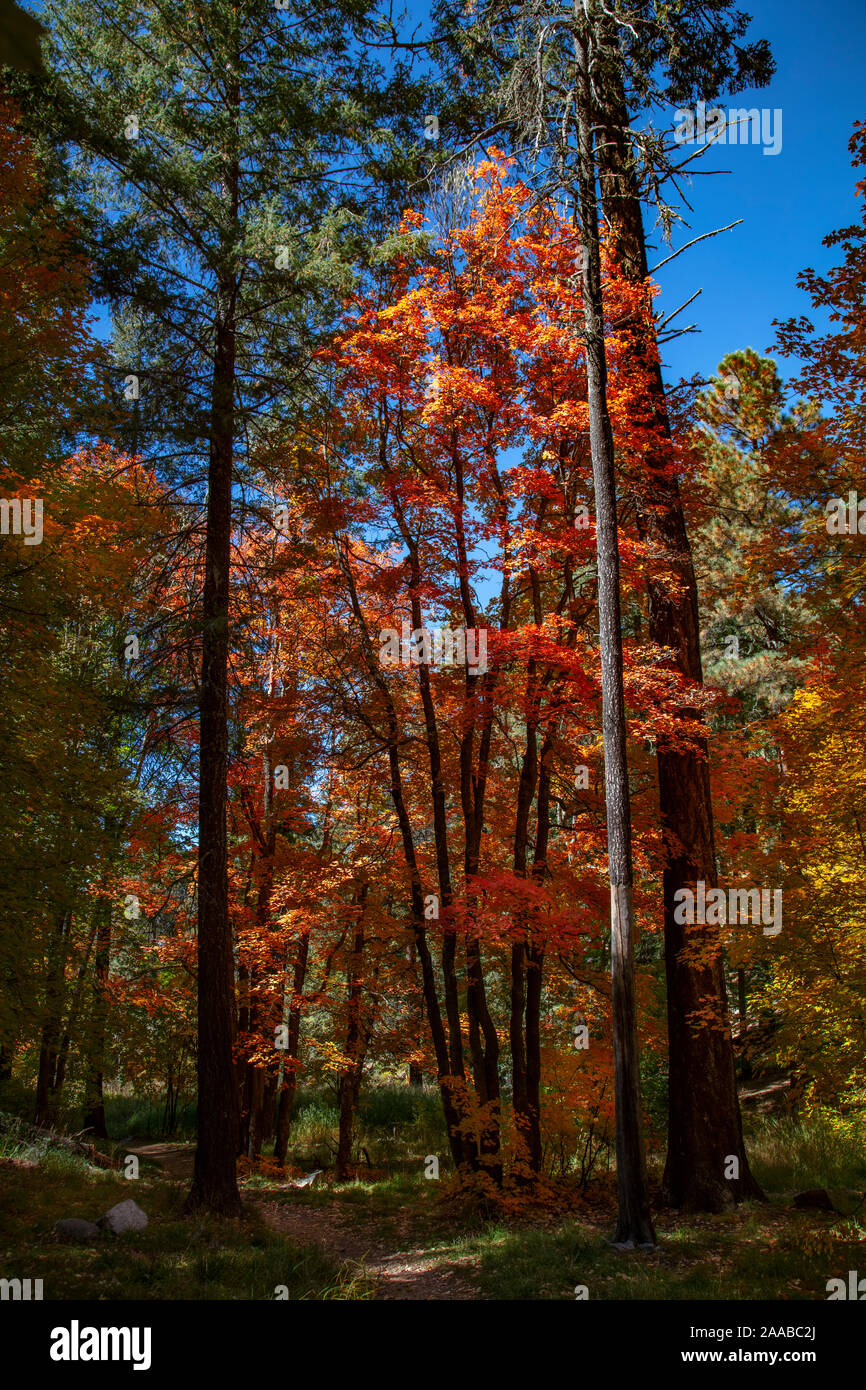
[574,11,655,1246]
[592,46,763,1212]
[185,276,242,1217]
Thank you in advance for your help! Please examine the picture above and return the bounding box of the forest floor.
[252,1197,480,1300]
[3,1117,865,1301]
[125,1141,480,1299]
[125,1139,866,1301]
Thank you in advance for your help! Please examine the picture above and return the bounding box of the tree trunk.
[592,39,763,1212]
[260,1073,278,1144]
[339,538,478,1175]
[52,902,103,1104]
[336,887,367,1180]
[510,662,540,1177]
[274,930,310,1165]
[83,899,112,1138]
[34,909,71,1127]
[246,793,278,1158]
[449,446,503,1184]
[573,10,655,1246]
[185,260,243,1216]
[525,729,555,1175]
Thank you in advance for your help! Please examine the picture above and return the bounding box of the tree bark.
[573,8,655,1246]
[245,736,278,1160]
[510,658,542,1176]
[525,729,555,1175]
[592,38,763,1211]
[336,886,368,1180]
[83,900,112,1138]
[34,910,71,1127]
[185,265,243,1216]
[274,930,310,1165]
[52,903,102,1102]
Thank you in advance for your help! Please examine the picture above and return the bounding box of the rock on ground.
[98,1199,148,1234]
[55,1217,101,1242]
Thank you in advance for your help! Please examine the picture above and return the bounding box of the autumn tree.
[434,0,774,1211]
[0,99,172,1124]
[268,159,686,1200]
[35,0,436,1213]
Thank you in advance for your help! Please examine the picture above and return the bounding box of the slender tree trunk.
[406,942,425,1086]
[245,657,280,1159]
[446,477,503,1184]
[260,1073,278,1144]
[336,887,367,1180]
[185,255,243,1215]
[246,835,277,1157]
[573,9,655,1246]
[510,663,540,1176]
[52,904,102,1102]
[525,729,555,1174]
[84,899,112,1138]
[592,38,762,1212]
[274,931,310,1165]
[34,910,71,1127]
[237,954,252,1155]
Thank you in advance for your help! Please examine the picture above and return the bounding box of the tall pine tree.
[36,0,431,1214]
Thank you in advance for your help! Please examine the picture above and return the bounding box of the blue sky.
[35,0,863,397]
[654,0,866,395]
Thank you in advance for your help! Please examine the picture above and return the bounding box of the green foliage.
[284,1083,449,1173]
[745,1113,866,1194]
[103,1093,198,1141]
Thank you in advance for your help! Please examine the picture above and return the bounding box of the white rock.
[98,1198,148,1234]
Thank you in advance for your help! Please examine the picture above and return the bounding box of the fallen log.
[0,1110,116,1169]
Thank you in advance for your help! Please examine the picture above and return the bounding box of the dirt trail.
[127,1141,480,1300]
[251,1196,481,1301]
[125,1141,195,1179]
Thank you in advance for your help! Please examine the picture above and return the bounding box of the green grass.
[285,1083,448,1174]
[4,1080,865,1301]
[0,1079,198,1142]
[444,1203,866,1300]
[103,1094,198,1142]
[0,1153,372,1300]
[745,1114,866,1193]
